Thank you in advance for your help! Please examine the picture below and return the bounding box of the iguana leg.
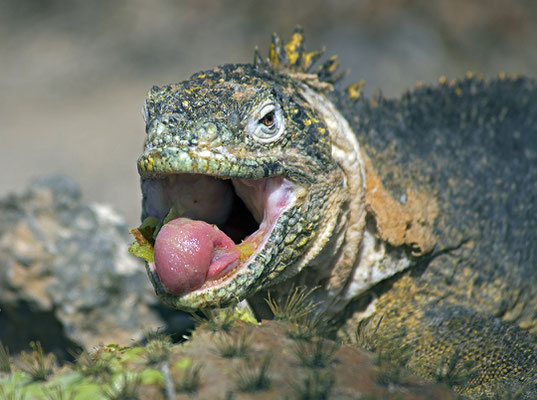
[342,272,537,397]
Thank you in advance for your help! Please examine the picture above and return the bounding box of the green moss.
[0,380,25,400]
[173,357,193,370]
[0,371,84,400]
[42,383,78,400]
[139,368,164,385]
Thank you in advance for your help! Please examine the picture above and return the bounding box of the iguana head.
[136,29,417,312]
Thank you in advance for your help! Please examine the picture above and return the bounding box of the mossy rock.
[0,309,457,400]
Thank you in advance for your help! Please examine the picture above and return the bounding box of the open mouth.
[140,173,298,296]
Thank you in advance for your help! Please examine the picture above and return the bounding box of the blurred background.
[1,0,536,228]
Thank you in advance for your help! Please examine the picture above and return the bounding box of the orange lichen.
[362,152,438,256]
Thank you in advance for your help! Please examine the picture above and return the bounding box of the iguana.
[134,28,537,397]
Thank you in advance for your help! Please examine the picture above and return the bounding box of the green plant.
[143,332,173,365]
[372,331,413,388]
[293,369,335,400]
[376,362,410,388]
[44,384,78,400]
[353,317,381,353]
[19,341,56,381]
[432,349,478,389]
[73,349,113,382]
[287,311,336,343]
[223,391,235,400]
[215,331,251,358]
[294,338,339,370]
[0,386,25,400]
[236,353,272,392]
[192,306,238,333]
[0,342,12,373]
[265,286,318,324]
[372,329,413,368]
[101,373,141,400]
[175,362,202,393]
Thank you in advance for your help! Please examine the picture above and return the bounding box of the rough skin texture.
[138,29,537,397]
[337,75,537,397]
[140,62,345,309]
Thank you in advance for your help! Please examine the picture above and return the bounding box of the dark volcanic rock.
[0,175,188,360]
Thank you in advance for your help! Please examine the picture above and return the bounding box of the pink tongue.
[153,217,240,294]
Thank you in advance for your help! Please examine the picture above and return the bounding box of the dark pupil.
[260,111,275,127]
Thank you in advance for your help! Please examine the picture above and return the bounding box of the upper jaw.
[138,140,318,185]
[138,147,273,180]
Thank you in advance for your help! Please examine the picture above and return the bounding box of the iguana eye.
[247,102,285,143]
[260,111,275,127]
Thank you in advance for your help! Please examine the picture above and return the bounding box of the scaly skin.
[138,29,537,397]
[139,63,358,310]
[336,74,537,397]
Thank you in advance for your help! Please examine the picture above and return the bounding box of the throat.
[219,184,258,243]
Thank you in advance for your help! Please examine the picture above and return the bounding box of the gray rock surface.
[0,175,189,361]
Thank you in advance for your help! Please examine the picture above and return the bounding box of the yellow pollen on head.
[285,31,304,65]
[346,80,365,100]
[144,157,154,171]
[269,43,279,67]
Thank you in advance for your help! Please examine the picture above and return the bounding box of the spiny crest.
[253,27,347,91]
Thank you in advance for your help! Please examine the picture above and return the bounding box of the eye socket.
[247,102,285,143]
